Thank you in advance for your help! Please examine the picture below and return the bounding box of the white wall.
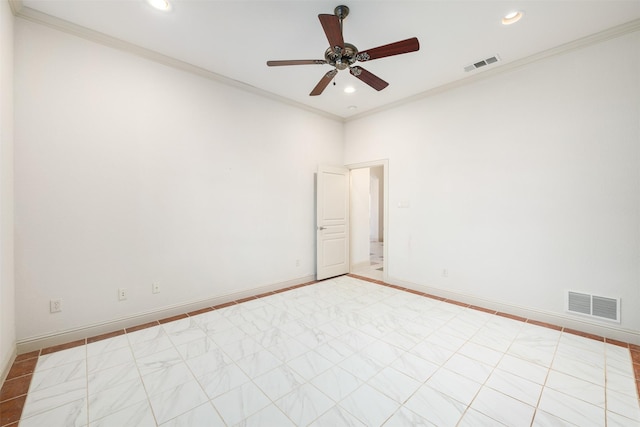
[370,166,383,242]
[11,14,640,346]
[14,19,343,342]
[350,168,370,267]
[0,0,16,376]
[345,32,640,341]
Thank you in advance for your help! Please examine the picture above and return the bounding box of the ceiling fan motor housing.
[324,43,358,70]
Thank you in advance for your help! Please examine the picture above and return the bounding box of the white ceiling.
[14,0,640,120]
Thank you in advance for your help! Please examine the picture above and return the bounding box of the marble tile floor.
[2,275,640,427]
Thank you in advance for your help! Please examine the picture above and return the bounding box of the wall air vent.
[464,55,500,72]
[566,291,620,323]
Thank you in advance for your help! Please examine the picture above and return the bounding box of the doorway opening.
[348,161,388,281]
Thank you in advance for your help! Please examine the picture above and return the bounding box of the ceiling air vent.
[566,291,620,323]
[464,55,500,72]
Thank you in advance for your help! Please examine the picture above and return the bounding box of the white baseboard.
[15,273,639,354]
[16,275,315,354]
[386,276,640,346]
[1,345,17,386]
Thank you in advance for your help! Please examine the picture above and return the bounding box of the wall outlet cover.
[50,299,62,313]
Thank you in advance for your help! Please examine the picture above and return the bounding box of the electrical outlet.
[295,259,300,267]
[50,299,62,313]
[118,288,127,301]
[152,283,160,294]
[442,269,449,277]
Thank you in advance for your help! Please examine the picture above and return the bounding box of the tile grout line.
[146,317,184,425]
[349,273,640,408]
[449,306,512,426]
[530,323,563,427]
[2,274,639,425]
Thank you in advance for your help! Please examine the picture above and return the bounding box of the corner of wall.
[0,0,17,375]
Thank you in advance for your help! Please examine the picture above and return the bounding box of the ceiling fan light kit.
[267,5,420,96]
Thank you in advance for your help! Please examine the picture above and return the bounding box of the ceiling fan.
[266,5,420,96]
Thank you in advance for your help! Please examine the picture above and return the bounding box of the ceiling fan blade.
[350,66,389,91]
[356,37,420,62]
[319,14,344,52]
[310,69,338,96]
[267,60,326,66]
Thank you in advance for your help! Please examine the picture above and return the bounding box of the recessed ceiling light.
[502,10,523,25]
[344,86,356,94]
[147,0,171,11]
[347,105,358,110]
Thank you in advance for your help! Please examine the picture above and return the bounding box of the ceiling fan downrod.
[334,5,349,32]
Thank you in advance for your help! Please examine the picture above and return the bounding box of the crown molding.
[8,0,23,15]
[13,5,345,123]
[12,3,639,124]
[346,18,640,122]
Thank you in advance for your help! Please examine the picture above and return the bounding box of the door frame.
[346,159,389,282]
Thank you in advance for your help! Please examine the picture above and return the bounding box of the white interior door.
[316,165,350,280]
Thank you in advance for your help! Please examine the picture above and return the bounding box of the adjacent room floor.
[2,275,640,426]
[351,241,384,281]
